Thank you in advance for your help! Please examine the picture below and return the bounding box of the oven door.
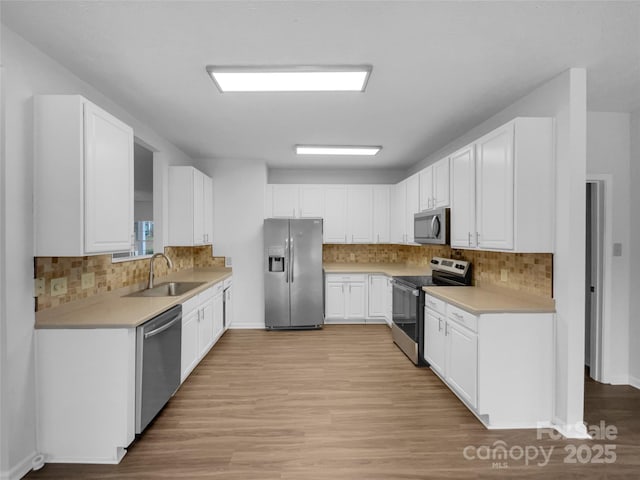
[391,280,422,364]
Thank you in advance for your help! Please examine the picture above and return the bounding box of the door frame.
[585,175,613,383]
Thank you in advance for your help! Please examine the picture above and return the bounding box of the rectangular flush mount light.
[206,65,372,92]
[296,145,381,156]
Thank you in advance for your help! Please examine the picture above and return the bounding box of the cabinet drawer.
[424,293,446,315]
[181,295,201,317]
[447,304,478,333]
[198,285,216,303]
[326,273,367,283]
[223,277,233,289]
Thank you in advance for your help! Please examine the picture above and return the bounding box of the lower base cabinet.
[181,282,225,383]
[324,273,391,324]
[424,294,553,429]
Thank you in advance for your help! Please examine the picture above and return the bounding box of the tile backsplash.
[35,246,225,311]
[323,244,553,298]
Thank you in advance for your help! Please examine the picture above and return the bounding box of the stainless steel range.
[391,257,472,365]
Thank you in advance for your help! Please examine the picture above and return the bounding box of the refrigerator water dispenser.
[267,247,285,272]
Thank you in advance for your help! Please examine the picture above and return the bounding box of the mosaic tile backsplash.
[35,246,225,311]
[322,244,553,298]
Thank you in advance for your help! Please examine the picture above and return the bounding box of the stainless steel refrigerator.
[264,218,324,329]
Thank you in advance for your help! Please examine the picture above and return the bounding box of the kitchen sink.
[126,281,206,298]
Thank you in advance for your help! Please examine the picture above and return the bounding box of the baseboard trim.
[630,375,640,390]
[606,374,630,385]
[551,418,591,439]
[228,323,265,330]
[1,451,37,480]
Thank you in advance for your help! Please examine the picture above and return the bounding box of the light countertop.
[423,285,556,315]
[323,262,431,277]
[35,267,232,329]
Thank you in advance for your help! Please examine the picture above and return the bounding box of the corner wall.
[0,26,194,479]
[196,158,268,329]
[630,108,640,388]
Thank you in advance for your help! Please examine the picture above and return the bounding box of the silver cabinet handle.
[352,234,354,243]
[445,322,449,336]
[438,318,443,332]
[349,284,352,293]
[451,312,463,321]
[476,232,480,245]
[342,284,345,293]
[377,233,380,243]
[344,234,347,243]
[468,232,472,246]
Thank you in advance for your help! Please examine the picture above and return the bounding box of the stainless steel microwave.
[414,207,450,245]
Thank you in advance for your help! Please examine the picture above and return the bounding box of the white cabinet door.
[168,166,213,246]
[446,320,478,408]
[390,181,406,243]
[424,309,445,376]
[203,175,214,244]
[433,157,450,208]
[385,277,393,325]
[271,185,299,217]
[180,309,200,382]
[224,285,233,330]
[35,95,135,256]
[213,291,224,340]
[192,169,206,245]
[372,185,390,243]
[198,299,215,356]
[324,186,348,243]
[419,166,434,211]
[83,102,134,254]
[405,173,420,244]
[476,123,514,250]
[325,282,346,319]
[346,282,366,319]
[348,186,373,243]
[450,145,477,248]
[299,185,324,217]
[368,275,388,318]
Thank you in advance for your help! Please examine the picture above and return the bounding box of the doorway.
[585,180,605,382]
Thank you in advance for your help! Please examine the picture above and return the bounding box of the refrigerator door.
[289,218,324,328]
[264,219,291,328]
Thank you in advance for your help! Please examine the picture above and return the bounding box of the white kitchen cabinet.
[390,181,406,243]
[372,185,390,243]
[405,173,420,244]
[450,117,554,252]
[423,293,554,429]
[323,186,349,242]
[418,164,434,211]
[445,318,478,408]
[223,276,233,330]
[347,186,373,243]
[269,184,324,218]
[433,157,450,208]
[34,95,134,256]
[424,308,446,376]
[324,274,367,323]
[367,274,389,323]
[181,282,225,383]
[385,277,393,325]
[450,145,477,248]
[36,328,136,463]
[168,166,213,246]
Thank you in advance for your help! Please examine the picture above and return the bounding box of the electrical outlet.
[225,256,232,267]
[81,272,95,289]
[51,277,68,296]
[500,269,509,282]
[34,278,45,296]
[349,253,356,261]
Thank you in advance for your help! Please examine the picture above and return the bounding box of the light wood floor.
[27,325,640,479]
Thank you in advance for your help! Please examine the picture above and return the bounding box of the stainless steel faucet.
[148,253,173,289]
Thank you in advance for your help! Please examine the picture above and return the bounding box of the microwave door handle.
[431,215,440,239]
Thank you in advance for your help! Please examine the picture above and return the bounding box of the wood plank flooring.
[27,325,640,479]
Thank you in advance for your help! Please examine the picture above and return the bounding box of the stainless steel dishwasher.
[135,304,182,434]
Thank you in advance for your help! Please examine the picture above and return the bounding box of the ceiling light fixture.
[206,65,372,92]
[295,145,382,156]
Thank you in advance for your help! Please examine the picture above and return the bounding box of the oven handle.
[392,280,420,297]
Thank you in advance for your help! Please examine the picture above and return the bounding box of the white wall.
[0,26,193,479]
[196,158,267,329]
[630,108,640,389]
[586,112,631,384]
[408,69,588,435]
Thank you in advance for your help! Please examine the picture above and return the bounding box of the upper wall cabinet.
[168,166,213,246]
[450,117,554,252]
[268,184,324,218]
[390,174,420,245]
[34,95,134,256]
[419,157,450,211]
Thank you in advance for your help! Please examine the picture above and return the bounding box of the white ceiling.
[2,1,639,170]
